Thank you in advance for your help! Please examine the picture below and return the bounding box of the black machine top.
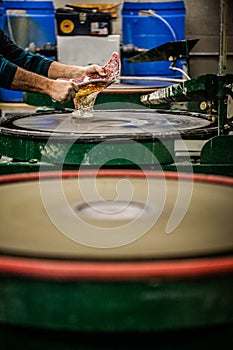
[1,109,212,142]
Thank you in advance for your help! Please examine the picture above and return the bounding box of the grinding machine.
[0,81,233,348]
[0,3,233,348]
[0,39,232,176]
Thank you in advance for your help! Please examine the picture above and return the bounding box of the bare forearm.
[48,61,106,80]
[48,61,85,80]
[11,66,78,104]
[11,66,52,95]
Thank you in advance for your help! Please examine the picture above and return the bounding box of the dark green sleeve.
[0,29,53,89]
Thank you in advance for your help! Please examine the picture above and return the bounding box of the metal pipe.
[219,0,228,75]
[119,76,185,83]
[169,65,191,80]
[190,52,233,57]
[218,0,228,135]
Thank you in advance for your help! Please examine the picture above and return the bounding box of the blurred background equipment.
[55,4,112,36]
[121,1,186,86]
[55,3,120,71]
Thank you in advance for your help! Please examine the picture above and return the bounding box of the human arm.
[47,61,106,80]
[0,29,105,81]
[10,66,78,104]
[0,29,52,77]
[7,60,106,104]
[0,54,104,104]
[0,29,105,103]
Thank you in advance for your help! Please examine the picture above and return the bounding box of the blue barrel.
[121,1,186,86]
[0,1,56,102]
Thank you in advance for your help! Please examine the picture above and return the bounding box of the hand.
[50,79,79,104]
[82,64,106,77]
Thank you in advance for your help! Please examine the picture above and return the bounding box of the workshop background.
[54,0,233,77]
[0,1,233,349]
